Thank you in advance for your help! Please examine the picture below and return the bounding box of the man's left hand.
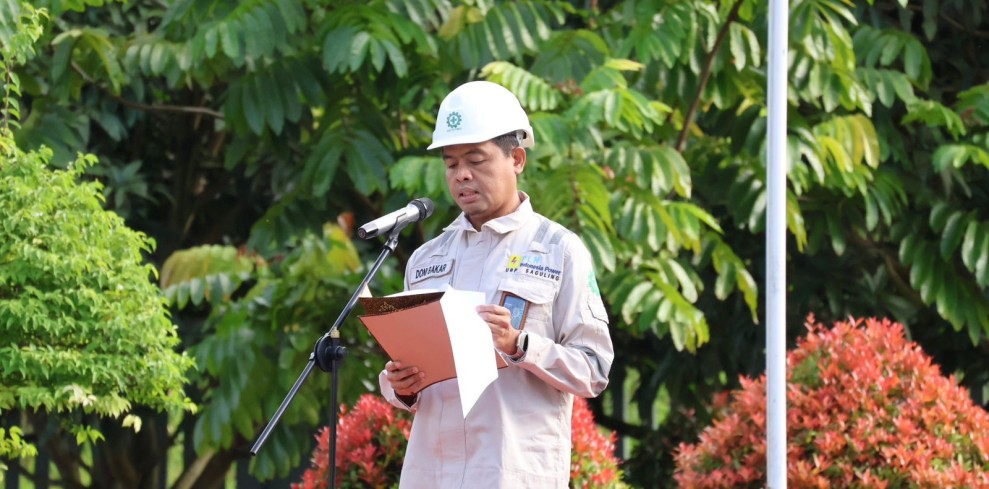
[476,304,520,355]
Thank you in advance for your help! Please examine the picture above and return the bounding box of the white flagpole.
[766,0,789,487]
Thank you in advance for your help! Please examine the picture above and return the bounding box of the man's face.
[442,140,526,229]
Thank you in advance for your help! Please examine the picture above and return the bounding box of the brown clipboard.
[358,290,507,391]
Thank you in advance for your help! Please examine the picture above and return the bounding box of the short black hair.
[491,131,523,156]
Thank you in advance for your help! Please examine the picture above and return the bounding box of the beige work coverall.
[379,194,614,488]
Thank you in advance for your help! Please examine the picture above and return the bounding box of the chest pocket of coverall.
[496,275,558,339]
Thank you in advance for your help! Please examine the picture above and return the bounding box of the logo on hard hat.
[446,111,463,130]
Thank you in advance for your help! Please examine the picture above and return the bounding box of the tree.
[7,0,989,486]
[0,2,194,484]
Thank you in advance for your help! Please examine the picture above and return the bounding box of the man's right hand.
[385,360,425,396]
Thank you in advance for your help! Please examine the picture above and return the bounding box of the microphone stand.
[250,227,402,489]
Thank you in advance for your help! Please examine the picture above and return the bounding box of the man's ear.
[511,147,526,175]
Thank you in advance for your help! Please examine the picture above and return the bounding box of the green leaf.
[344,129,392,195]
[251,7,276,58]
[481,62,563,111]
[928,201,952,232]
[825,211,846,256]
[349,31,372,72]
[932,144,989,171]
[910,242,937,303]
[241,10,263,61]
[903,100,966,139]
[787,191,808,252]
[531,29,608,84]
[889,70,916,103]
[258,73,284,135]
[902,38,922,81]
[305,128,345,199]
[219,21,239,61]
[902,245,929,300]
[323,26,357,73]
[240,77,264,135]
[714,259,735,300]
[667,259,698,302]
[380,39,408,77]
[189,277,205,306]
[940,211,970,259]
[581,226,616,272]
[274,0,305,34]
[970,222,989,288]
[50,34,76,81]
[273,66,302,123]
[899,233,919,266]
[935,278,960,329]
[203,24,219,58]
[621,282,653,324]
[148,43,168,76]
[438,5,470,40]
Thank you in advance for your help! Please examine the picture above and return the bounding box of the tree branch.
[900,4,989,39]
[845,230,923,305]
[71,62,224,119]
[938,13,989,39]
[674,0,745,153]
[590,410,651,439]
[170,449,215,489]
[45,437,88,489]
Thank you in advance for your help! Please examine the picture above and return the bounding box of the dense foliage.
[2,0,988,485]
[1,2,193,484]
[675,316,989,487]
[292,395,624,488]
[159,224,376,482]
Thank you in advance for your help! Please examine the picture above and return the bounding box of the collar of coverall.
[445,191,532,234]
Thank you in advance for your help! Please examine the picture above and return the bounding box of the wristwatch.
[510,331,529,360]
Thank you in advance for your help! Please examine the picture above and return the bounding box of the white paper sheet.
[440,289,498,417]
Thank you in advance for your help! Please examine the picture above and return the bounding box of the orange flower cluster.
[294,394,623,488]
[674,316,989,488]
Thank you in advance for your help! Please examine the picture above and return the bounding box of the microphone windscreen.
[413,198,435,221]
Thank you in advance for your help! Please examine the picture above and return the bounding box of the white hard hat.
[427,81,535,150]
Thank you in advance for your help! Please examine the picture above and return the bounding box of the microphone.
[357,198,435,239]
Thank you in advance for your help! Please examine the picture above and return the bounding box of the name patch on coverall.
[409,260,453,284]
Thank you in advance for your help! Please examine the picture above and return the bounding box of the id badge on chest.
[500,291,529,330]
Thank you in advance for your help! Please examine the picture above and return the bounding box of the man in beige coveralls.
[380,81,614,488]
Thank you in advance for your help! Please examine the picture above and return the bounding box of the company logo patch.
[506,253,561,281]
[446,111,463,130]
[409,260,453,284]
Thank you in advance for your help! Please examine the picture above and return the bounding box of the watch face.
[500,292,529,330]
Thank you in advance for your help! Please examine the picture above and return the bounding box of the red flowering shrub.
[293,394,412,489]
[675,316,989,488]
[570,395,625,487]
[294,394,624,488]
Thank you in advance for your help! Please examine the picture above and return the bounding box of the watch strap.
[510,331,529,361]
